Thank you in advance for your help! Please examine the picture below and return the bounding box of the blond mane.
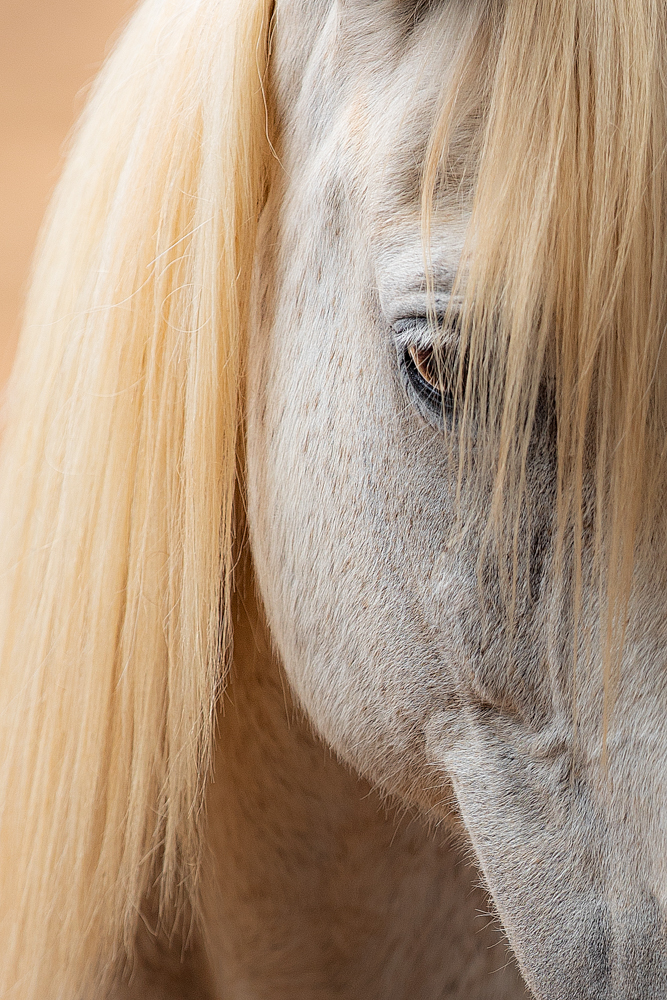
[0,0,271,994]
[424,0,667,690]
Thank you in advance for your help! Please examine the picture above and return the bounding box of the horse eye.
[401,340,455,424]
[408,345,439,389]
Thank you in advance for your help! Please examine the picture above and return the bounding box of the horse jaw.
[425,668,667,1000]
[248,1,667,997]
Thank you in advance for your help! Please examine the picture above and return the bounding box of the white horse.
[1,0,666,997]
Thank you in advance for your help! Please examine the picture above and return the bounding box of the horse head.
[252,3,667,996]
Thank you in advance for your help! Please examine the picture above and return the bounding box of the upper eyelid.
[391,311,462,351]
[393,320,436,351]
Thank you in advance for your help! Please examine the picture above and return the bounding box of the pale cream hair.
[424,0,667,701]
[0,0,272,995]
[0,0,665,997]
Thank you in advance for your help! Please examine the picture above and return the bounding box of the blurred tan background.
[0,0,137,386]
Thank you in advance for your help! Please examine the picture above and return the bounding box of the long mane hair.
[0,0,271,994]
[424,0,667,695]
[0,0,664,996]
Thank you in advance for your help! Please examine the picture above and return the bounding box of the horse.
[1,0,667,996]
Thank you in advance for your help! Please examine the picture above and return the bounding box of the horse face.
[247,1,667,996]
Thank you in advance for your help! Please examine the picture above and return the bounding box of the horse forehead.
[272,0,436,48]
[272,0,456,133]
[271,0,470,268]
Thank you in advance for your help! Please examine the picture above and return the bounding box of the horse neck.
[200,570,527,1000]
